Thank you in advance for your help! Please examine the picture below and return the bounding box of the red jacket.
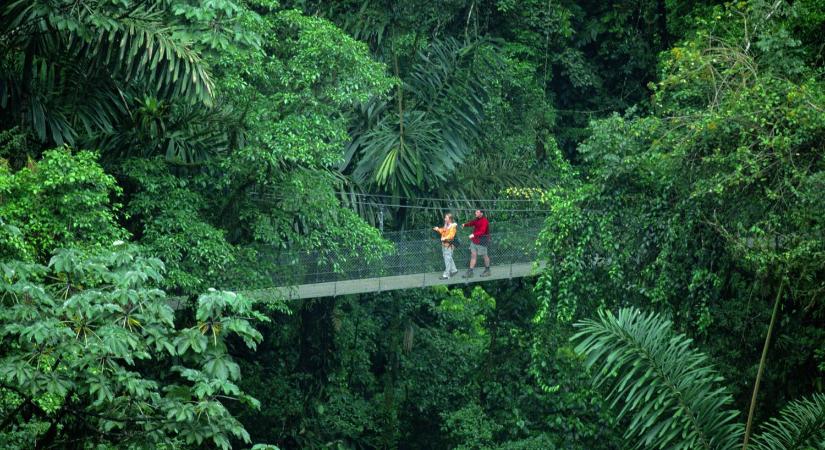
[463,217,489,244]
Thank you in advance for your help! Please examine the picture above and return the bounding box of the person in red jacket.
[461,209,491,278]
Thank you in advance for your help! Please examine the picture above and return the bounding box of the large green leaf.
[0,0,218,146]
[571,307,743,449]
[750,393,825,450]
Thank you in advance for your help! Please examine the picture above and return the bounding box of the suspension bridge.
[243,217,547,300]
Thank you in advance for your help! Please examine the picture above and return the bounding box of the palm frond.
[749,393,825,450]
[340,97,391,172]
[79,7,214,105]
[345,38,498,197]
[571,307,742,450]
[407,37,495,147]
[351,110,444,196]
[0,0,215,146]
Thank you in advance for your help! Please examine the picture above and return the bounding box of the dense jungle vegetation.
[1,0,824,448]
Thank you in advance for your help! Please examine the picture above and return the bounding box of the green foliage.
[346,38,496,196]
[196,6,395,280]
[102,5,396,293]
[235,283,620,449]
[0,0,229,146]
[749,393,825,450]
[489,0,673,152]
[1,0,822,447]
[573,307,825,450]
[98,96,238,166]
[441,402,501,450]
[535,1,824,420]
[216,7,393,173]
[0,147,125,262]
[438,285,496,343]
[0,127,33,169]
[121,158,236,294]
[0,244,268,448]
[572,307,742,449]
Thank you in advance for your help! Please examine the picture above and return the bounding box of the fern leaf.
[571,307,742,450]
[750,393,825,450]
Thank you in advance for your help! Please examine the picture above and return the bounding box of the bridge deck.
[250,261,544,300]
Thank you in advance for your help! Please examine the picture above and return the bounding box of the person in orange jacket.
[433,213,458,280]
[462,209,490,278]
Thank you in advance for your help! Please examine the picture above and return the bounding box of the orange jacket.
[435,223,457,247]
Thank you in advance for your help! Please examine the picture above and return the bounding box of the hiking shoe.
[439,275,449,280]
[450,270,459,277]
[462,270,474,279]
[481,268,491,277]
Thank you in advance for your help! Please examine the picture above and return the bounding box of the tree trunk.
[657,0,671,49]
[742,278,784,450]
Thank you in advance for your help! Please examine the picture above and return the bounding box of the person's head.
[475,209,483,219]
[444,213,453,224]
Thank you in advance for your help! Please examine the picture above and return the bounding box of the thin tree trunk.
[394,52,404,149]
[742,278,784,450]
[657,0,670,49]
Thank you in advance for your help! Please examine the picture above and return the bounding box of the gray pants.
[442,246,457,277]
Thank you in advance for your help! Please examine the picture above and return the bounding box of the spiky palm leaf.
[351,110,462,196]
[344,38,496,198]
[407,37,494,144]
[571,308,743,450]
[749,393,825,450]
[340,96,390,171]
[0,0,214,146]
[91,96,235,165]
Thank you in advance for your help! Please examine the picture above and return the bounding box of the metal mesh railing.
[259,218,545,286]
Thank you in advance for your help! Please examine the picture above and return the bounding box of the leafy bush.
[0,243,269,448]
[0,148,126,262]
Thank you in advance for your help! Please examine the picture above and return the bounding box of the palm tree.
[344,38,493,198]
[571,307,825,449]
[0,0,214,147]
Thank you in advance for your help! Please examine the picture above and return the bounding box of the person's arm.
[462,218,478,228]
[435,226,450,240]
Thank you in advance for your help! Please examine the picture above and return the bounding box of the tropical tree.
[0,243,269,448]
[89,5,398,294]
[533,0,825,413]
[344,38,495,198]
[0,147,126,262]
[0,0,241,147]
[572,307,825,450]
